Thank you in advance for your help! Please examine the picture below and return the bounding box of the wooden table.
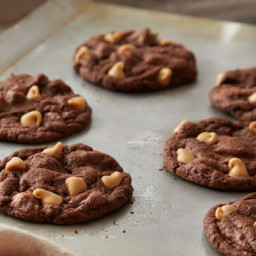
[0,0,45,31]
[96,0,256,25]
[0,0,256,33]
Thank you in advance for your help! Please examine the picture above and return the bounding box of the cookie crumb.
[130,211,134,214]
[113,220,119,226]
[74,230,78,234]
[122,230,126,233]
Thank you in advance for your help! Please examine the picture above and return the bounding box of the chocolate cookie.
[210,67,256,121]
[0,73,92,143]
[73,28,197,92]
[0,142,133,224]
[163,116,256,190]
[204,193,256,256]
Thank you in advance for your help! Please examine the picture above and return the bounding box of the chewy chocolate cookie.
[0,142,133,224]
[204,193,256,256]
[0,73,92,143]
[73,28,197,92]
[210,67,256,121]
[163,116,256,190]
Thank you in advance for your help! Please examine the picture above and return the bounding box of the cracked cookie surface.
[0,73,92,143]
[0,143,133,224]
[204,193,256,256]
[163,116,256,190]
[210,67,256,121]
[73,28,197,92]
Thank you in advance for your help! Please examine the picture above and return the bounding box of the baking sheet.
[0,1,256,255]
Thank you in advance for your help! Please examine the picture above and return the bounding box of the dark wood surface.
[0,0,45,30]
[0,0,256,33]
[96,0,256,25]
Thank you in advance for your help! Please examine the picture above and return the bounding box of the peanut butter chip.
[42,142,63,156]
[215,205,235,221]
[26,85,42,101]
[156,68,172,86]
[20,110,42,127]
[118,44,136,54]
[249,121,256,133]
[33,188,62,206]
[101,171,122,190]
[228,158,249,178]
[176,148,195,164]
[196,132,218,145]
[11,85,19,91]
[104,32,123,43]
[67,96,86,111]
[253,222,256,228]
[108,62,126,79]
[216,73,225,86]
[173,120,188,134]
[75,46,89,63]
[6,157,26,172]
[157,37,172,46]
[248,92,256,103]
[65,177,87,196]
[138,35,144,44]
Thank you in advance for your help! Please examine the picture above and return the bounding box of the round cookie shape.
[73,28,197,92]
[0,143,133,224]
[210,67,256,121]
[0,73,92,143]
[163,116,256,190]
[204,193,256,256]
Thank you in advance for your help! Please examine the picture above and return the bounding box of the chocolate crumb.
[113,220,119,226]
